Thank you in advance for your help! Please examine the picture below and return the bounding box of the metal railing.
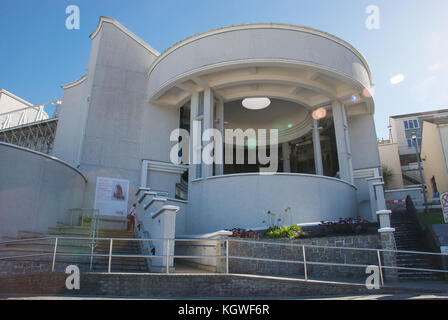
[1,236,448,285]
[387,197,442,212]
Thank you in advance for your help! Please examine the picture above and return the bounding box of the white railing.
[1,236,448,286]
[0,99,61,131]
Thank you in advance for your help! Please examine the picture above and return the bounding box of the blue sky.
[1,0,447,139]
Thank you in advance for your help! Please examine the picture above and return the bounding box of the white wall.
[0,142,86,239]
[58,20,181,215]
[52,78,89,167]
[186,173,358,234]
[148,25,371,98]
[348,113,382,220]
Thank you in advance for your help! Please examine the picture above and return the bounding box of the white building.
[0,17,386,240]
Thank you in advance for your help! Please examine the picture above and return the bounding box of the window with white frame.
[403,119,419,130]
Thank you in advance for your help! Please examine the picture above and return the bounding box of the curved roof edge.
[0,141,88,183]
[148,23,372,83]
[90,16,160,57]
[61,74,87,90]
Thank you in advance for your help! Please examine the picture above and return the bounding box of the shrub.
[264,225,305,239]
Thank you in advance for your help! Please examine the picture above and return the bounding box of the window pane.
[414,120,419,128]
[404,121,409,129]
[409,120,414,129]
[407,139,412,148]
[198,91,204,116]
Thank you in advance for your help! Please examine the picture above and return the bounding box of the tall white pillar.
[282,142,291,172]
[215,100,224,176]
[312,119,324,176]
[189,92,200,183]
[332,101,354,184]
[202,88,214,178]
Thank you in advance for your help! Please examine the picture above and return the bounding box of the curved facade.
[4,17,384,238]
[0,142,86,238]
[147,24,372,107]
[187,173,358,234]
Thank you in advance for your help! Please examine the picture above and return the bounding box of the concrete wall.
[65,19,180,215]
[52,77,89,167]
[348,113,382,220]
[0,142,86,239]
[148,25,371,98]
[0,90,32,113]
[186,173,358,234]
[379,142,404,190]
[0,90,46,128]
[421,121,448,195]
[147,171,181,198]
[348,114,381,171]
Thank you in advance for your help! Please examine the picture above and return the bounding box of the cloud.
[390,74,405,85]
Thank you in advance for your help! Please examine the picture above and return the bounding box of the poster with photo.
[94,177,130,217]
[441,192,448,224]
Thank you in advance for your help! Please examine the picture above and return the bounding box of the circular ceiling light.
[242,97,271,110]
[312,107,327,120]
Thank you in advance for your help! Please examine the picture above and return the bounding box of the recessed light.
[312,107,327,120]
[242,97,271,110]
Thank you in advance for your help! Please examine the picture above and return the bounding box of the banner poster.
[441,192,448,224]
[94,177,130,217]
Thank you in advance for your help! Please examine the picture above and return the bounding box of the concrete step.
[17,231,47,239]
[47,228,136,238]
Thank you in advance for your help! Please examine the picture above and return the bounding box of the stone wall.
[228,234,382,280]
[0,272,433,298]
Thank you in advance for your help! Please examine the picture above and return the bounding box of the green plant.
[264,225,305,239]
[382,166,393,186]
[262,207,292,228]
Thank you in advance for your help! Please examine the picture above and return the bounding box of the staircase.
[0,223,150,274]
[390,212,442,280]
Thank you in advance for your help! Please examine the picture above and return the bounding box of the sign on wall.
[441,192,448,224]
[93,177,130,217]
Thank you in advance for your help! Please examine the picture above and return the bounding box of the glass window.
[404,120,409,129]
[408,120,414,129]
[198,91,204,116]
[407,139,412,148]
[414,120,419,128]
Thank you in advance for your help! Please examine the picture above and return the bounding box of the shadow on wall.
[0,142,86,239]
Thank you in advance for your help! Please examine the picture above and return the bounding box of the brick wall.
[228,234,382,280]
[0,272,430,298]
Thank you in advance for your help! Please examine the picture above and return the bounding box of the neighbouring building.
[421,116,448,197]
[379,108,448,190]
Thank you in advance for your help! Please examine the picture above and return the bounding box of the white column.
[332,101,354,184]
[215,100,224,176]
[140,160,149,188]
[282,142,291,172]
[189,92,199,183]
[202,88,214,178]
[312,119,324,176]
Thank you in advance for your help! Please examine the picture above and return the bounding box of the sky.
[1,0,448,139]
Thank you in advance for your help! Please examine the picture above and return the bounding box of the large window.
[404,119,419,130]
[407,138,422,148]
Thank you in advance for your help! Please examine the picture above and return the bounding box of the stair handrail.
[2,236,448,283]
